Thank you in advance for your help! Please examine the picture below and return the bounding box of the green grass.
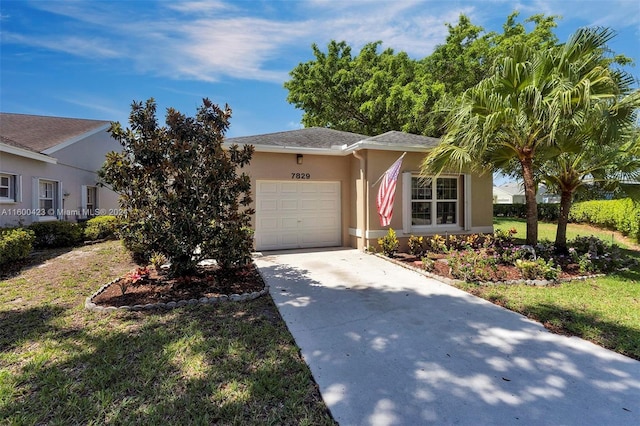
[493,217,638,249]
[0,240,335,425]
[454,218,640,360]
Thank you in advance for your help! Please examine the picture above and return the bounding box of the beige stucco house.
[0,113,120,227]
[226,128,494,251]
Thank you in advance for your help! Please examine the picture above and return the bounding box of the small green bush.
[407,235,425,256]
[570,198,640,242]
[378,228,399,257]
[0,228,35,265]
[84,215,120,240]
[28,221,84,249]
[515,258,560,281]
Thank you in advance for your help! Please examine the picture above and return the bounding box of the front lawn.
[0,240,335,425]
[453,218,640,360]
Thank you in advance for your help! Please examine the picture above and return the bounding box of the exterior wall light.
[297,154,303,164]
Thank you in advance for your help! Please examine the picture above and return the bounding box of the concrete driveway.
[254,248,640,426]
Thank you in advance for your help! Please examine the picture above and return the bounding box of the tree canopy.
[421,27,639,246]
[100,98,255,276]
[285,11,561,137]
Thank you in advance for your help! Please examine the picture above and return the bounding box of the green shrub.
[0,228,35,265]
[570,198,640,242]
[407,235,425,256]
[28,221,83,249]
[84,215,119,240]
[448,249,497,282]
[515,258,560,281]
[378,228,399,257]
[493,203,560,221]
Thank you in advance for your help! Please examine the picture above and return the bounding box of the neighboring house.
[493,181,560,204]
[226,128,494,251]
[0,113,121,227]
[493,182,526,204]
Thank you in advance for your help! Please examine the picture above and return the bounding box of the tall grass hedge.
[569,198,640,243]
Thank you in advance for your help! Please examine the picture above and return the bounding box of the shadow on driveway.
[256,249,640,426]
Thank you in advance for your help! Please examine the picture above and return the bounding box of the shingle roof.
[227,127,441,151]
[361,131,440,149]
[226,127,368,149]
[0,113,110,153]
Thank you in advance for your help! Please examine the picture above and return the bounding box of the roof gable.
[0,113,110,153]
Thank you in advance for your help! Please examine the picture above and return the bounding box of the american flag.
[376,154,404,226]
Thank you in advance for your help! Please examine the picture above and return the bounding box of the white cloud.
[2,32,120,59]
[8,0,637,85]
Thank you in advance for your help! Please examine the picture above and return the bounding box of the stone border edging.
[374,253,604,286]
[85,277,270,313]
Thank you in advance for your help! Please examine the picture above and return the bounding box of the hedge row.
[0,216,120,266]
[493,203,560,221]
[569,199,640,243]
[0,228,36,266]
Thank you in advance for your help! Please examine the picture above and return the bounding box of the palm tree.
[542,86,640,251]
[422,27,635,246]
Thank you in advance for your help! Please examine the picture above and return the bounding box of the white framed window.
[403,173,468,233]
[82,185,98,217]
[39,180,57,213]
[0,173,20,203]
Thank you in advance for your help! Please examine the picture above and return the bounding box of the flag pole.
[371,152,406,188]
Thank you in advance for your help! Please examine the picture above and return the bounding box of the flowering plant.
[117,266,150,296]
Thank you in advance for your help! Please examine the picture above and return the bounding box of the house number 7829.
[291,173,311,179]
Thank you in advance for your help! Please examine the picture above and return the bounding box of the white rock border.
[375,253,604,287]
[85,276,269,312]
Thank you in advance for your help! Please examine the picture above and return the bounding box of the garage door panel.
[255,180,340,250]
[259,199,278,211]
[300,199,319,210]
[280,182,299,193]
[281,217,299,229]
[281,199,298,210]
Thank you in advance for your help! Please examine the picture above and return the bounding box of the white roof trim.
[224,140,432,156]
[0,143,58,164]
[344,140,431,153]
[41,124,110,155]
[224,143,348,156]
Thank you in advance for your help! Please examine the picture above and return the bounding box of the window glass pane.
[411,177,431,200]
[411,201,431,225]
[437,202,457,224]
[40,199,53,212]
[436,178,457,200]
[0,176,8,186]
[40,182,53,198]
[0,188,8,198]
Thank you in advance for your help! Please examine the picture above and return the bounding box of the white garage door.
[255,180,341,250]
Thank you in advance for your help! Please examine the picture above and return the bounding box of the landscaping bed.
[91,263,266,308]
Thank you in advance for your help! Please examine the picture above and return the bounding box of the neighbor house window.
[39,180,58,215]
[405,174,461,230]
[0,174,13,201]
[0,173,20,203]
[86,186,96,216]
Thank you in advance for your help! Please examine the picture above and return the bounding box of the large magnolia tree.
[421,27,636,246]
[100,98,255,276]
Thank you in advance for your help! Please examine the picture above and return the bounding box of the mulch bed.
[393,252,584,282]
[92,263,266,307]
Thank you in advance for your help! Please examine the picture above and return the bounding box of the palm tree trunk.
[555,189,573,254]
[521,155,538,246]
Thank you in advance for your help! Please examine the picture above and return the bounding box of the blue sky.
[1,0,639,138]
